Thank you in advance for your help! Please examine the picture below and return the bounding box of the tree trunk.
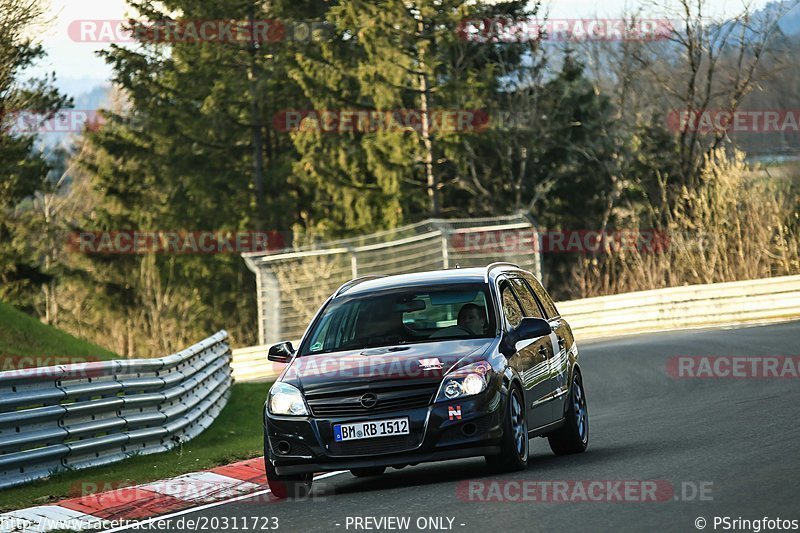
[249,11,267,227]
[417,17,439,217]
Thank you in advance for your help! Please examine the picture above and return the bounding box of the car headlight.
[435,361,492,403]
[268,382,309,416]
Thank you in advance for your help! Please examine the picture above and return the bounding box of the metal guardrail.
[230,275,800,382]
[0,331,232,490]
[230,344,282,383]
[559,275,800,340]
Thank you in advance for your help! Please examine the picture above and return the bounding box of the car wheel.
[485,385,529,472]
[264,450,313,499]
[350,466,386,478]
[548,371,589,455]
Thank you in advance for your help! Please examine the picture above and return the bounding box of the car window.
[523,275,560,318]
[307,298,362,352]
[299,283,495,355]
[499,282,524,328]
[510,278,545,319]
[306,313,333,352]
[403,291,490,333]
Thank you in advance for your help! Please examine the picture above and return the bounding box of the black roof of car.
[337,264,523,297]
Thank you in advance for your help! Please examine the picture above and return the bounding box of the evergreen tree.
[0,0,70,311]
[288,0,536,235]
[75,0,314,351]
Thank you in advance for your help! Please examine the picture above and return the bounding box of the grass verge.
[0,382,270,512]
[0,300,118,363]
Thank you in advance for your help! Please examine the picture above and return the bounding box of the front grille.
[306,384,437,417]
[328,435,418,456]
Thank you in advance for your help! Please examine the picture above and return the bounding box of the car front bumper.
[265,388,505,476]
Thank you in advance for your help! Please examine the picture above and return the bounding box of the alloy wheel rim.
[511,391,528,460]
[573,379,588,442]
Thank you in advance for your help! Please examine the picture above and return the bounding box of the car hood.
[281,338,493,396]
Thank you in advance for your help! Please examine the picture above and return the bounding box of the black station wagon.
[263,263,588,498]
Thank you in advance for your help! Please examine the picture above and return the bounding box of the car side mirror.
[268,341,295,363]
[514,317,552,341]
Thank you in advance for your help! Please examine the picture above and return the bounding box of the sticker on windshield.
[310,342,323,352]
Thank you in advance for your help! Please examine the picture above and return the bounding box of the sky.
[29,0,775,99]
[29,0,131,92]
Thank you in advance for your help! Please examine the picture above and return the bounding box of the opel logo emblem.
[359,393,378,409]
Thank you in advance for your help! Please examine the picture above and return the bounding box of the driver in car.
[457,303,486,335]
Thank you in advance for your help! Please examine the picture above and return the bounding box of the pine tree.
[288,0,535,235]
[0,0,70,311]
[74,0,315,352]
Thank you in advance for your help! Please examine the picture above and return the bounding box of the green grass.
[0,300,118,363]
[0,382,270,512]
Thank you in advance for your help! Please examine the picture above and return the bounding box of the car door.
[506,277,559,428]
[499,278,552,430]
[523,274,573,420]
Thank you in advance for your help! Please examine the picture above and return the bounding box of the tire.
[350,466,386,478]
[264,451,313,499]
[485,385,529,472]
[548,370,589,455]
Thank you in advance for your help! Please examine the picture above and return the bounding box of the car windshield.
[298,283,495,356]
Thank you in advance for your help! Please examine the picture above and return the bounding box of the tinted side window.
[523,274,559,318]
[310,300,361,352]
[510,278,545,319]
[499,282,524,328]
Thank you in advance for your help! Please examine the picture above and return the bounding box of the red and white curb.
[0,458,344,532]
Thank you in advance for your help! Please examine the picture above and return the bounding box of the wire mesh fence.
[243,215,541,345]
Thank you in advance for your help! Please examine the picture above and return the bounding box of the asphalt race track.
[142,321,800,533]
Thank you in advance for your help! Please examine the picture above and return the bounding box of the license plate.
[333,418,409,442]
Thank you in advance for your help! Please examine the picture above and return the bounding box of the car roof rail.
[334,275,388,297]
[485,262,520,281]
